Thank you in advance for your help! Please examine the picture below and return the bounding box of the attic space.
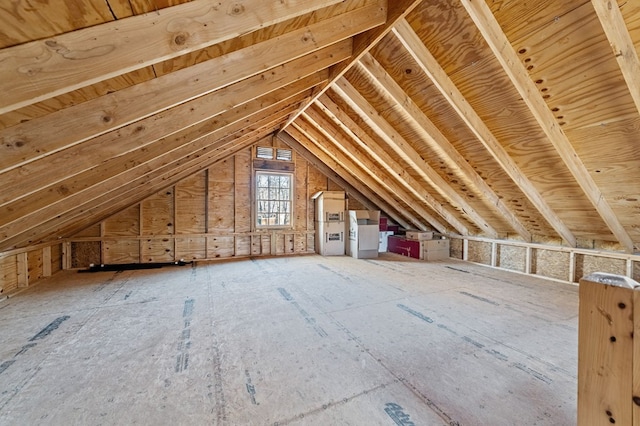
[1,0,640,424]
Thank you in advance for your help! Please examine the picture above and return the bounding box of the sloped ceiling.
[0,0,639,253]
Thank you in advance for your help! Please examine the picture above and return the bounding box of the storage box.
[422,239,450,261]
[315,221,346,256]
[387,235,421,259]
[311,191,345,223]
[405,230,433,241]
[379,217,388,231]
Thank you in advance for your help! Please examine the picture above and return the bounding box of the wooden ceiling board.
[128,0,192,15]
[153,0,372,76]
[0,0,115,48]
[370,34,557,239]
[0,66,156,130]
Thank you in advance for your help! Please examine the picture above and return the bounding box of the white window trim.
[254,171,294,229]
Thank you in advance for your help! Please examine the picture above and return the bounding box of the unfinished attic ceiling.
[0,0,639,254]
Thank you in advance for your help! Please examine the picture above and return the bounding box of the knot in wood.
[228,3,245,16]
[174,33,187,46]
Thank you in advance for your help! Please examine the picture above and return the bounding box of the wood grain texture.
[0,0,344,113]
[175,172,207,234]
[103,239,139,264]
[103,205,140,237]
[142,189,174,236]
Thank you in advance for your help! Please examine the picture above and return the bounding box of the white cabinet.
[312,191,346,256]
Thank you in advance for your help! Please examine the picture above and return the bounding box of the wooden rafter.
[332,77,498,237]
[1,1,380,172]
[278,132,412,230]
[357,52,532,241]
[302,105,450,233]
[0,44,342,207]
[590,0,640,118]
[459,0,635,253]
[279,0,424,132]
[289,121,428,231]
[312,94,460,234]
[0,0,344,114]
[4,110,290,249]
[392,19,578,248]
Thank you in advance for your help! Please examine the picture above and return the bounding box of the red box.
[379,217,388,231]
[387,235,421,259]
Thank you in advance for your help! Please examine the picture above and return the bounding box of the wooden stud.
[525,246,532,275]
[392,19,577,249]
[491,242,498,267]
[42,246,52,277]
[16,252,28,288]
[463,239,469,262]
[569,251,576,283]
[460,0,635,253]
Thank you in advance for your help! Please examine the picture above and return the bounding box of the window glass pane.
[256,172,292,227]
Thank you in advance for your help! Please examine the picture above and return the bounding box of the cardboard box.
[405,231,433,241]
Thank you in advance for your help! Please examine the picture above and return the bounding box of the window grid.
[256,172,293,227]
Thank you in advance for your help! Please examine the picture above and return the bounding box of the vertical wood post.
[16,252,28,288]
[578,273,640,425]
[462,238,469,261]
[42,246,52,277]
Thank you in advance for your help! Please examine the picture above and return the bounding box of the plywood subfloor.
[0,253,578,425]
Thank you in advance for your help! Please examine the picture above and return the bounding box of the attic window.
[256,146,274,160]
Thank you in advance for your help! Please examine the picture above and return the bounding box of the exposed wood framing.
[460,0,635,253]
[357,52,532,241]
[0,0,344,114]
[392,19,578,248]
[591,0,640,117]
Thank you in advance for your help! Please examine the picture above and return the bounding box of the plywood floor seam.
[0,253,577,425]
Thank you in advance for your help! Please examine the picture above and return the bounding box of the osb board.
[575,255,626,280]
[467,241,491,265]
[50,243,62,274]
[295,156,309,232]
[175,171,207,234]
[72,224,101,238]
[207,236,234,259]
[274,234,286,255]
[141,238,174,263]
[498,245,526,273]
[71,241,101,268]
[234,150,252,233]
[307,164,330,232]
[532,249,569,282]
[209,158,235,233]
[175,237,206,261]
[103,204,140,237]
[450,239,463,260]
[235,236,251,257]
[103,239,139,264]
[294,233,309,253]
[141,189,175,235]
[27,249,43,283]
[0,255,17,294]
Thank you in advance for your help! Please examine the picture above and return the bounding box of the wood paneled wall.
[0,243,62,296]
[67,144,355,267]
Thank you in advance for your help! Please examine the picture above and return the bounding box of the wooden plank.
[280,0,424,130]
[103,205,140,237]
[234,149,252,234]
[0,46,338,206]
[0,255,18,294]
[2,115,287,250]
[392,19,577,248]
[208,236,235,259]
[141,238,174,263]
[16,252,28,287]
[175,237,207,261]
[358,52,532,241]
[0,0,344,113]
[319,88,464,235]
[103,239,139,264]
[50,243,62,275]
[27,249,43,284]
[0,1,378,173]
[591,0,640,118]
[141,189,174,236]
[209,158,235,233]
[460,0,635,253]
[578,274,636,426]
[42,246,52,277]
[175,171,207,234]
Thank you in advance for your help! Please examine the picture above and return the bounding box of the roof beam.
[1,1,382,173]
[357,52,532,241]
[277,131,411,229]
[460,0,635,253]
[392,19,578,248]
[302,105,451,233]
[333,77,497,237]
[289,121,428,231]
[0,43,343,207]
[313,94,462,234]
[591,0,640,117]
[0,85,314,244]
[2,110,289,250]
[279,0,424,131]
[0,0,344,114]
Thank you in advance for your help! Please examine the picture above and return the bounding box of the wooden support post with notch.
[577,273,640,425]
